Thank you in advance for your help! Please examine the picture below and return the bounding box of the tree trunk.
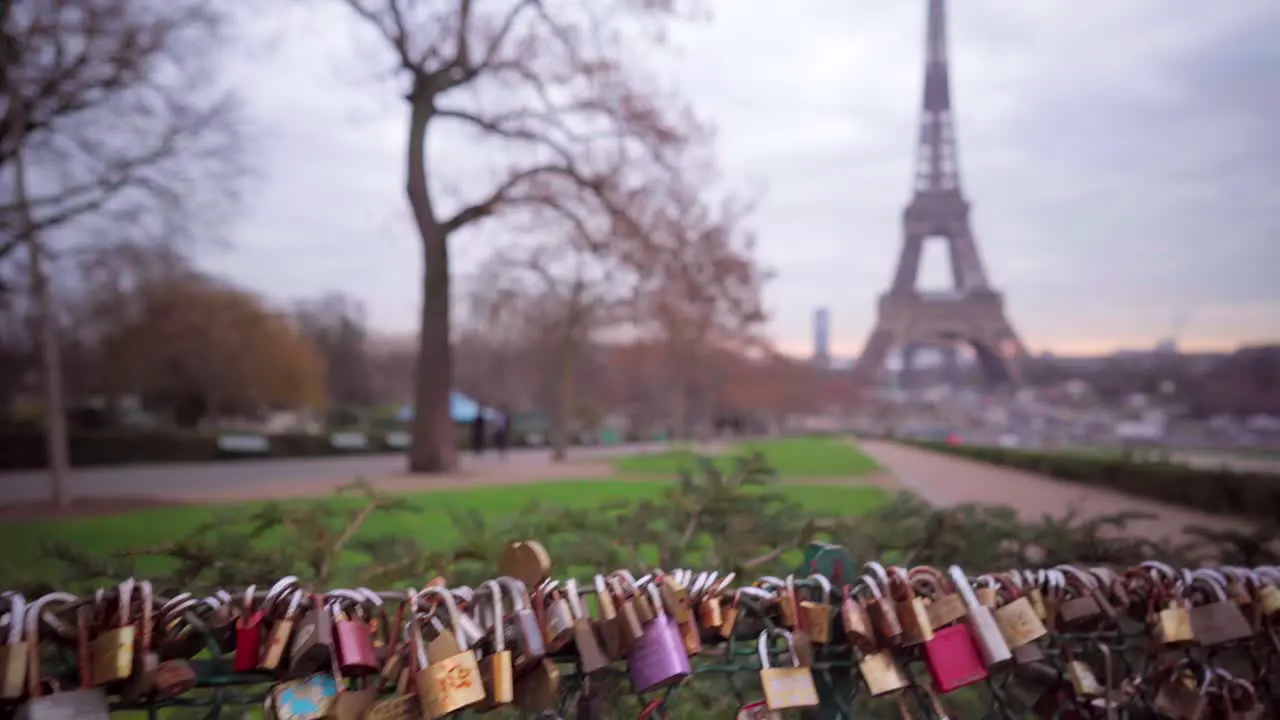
[549,329,576,463]
[405,96,456,473]
[9,65,70,507]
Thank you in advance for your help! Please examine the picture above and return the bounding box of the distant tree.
[292,293,375,408]
[467,239,634,460]
[627,185,770,439]
[94,275,326,426]
[327,0,698,473]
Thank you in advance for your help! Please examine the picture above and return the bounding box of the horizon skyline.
[204,1,1279,358]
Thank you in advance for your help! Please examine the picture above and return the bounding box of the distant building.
[813,307,831,367]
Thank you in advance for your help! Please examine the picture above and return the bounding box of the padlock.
[514,658,561,713]
[1054,566,1105,628]
[756,628,819,710]
[593,574,625,658]
[565,578,609,674]
[838,583,876,652]
[265,672,340,719]
[610,577,646,651]
[797,574,833,644]
[890,566,934,646]
[627,582,691,693]
[497,540,552,589]
[234,584,264,674]
[1150,582,1196,648]
[0,592,28,699]
[625,571,658,625]
[260,584,303,673]
[949,566,1011,667]
[774,576,799,629]
[288,593,335,678]
[475,580,513,709]
[90,578,138,685]
[16,601,111,720]
[989,574,1049,652]
[697,572,727,631]
[1257,574,1280,619]
[355,587,391,665]
[719,588,758,641]
[1063,646,1103,699]
[1152,663,1213,720]
[1023,572,1049,621]
[496,576,546,672]
[858,574,903,646]
[537,581,575,652]
[922,623,987,694]
[855,648,909,697]
[659,572,693,625]
[413,587,486,719]
[911,565,967,630]
[154,594,205,661]
[120,580,161,703]
[1186,570,1254,646]
[332,598,379,676]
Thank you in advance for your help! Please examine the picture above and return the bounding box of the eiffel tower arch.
[851,0,1027,390]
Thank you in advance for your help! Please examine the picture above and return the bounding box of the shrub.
[900,440,1280,521]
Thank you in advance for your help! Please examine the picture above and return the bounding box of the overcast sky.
[206,0,1279,357]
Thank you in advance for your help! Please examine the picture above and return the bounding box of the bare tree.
[330,0,696,472]
[628,187,770,439]
[293,293,375,408]
[1,0,242,505]
[0,0,241,259]
[467,238,633,460]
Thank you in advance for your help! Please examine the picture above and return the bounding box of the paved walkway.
[856,440,1264,545]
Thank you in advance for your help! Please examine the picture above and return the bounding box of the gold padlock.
[91,579,138,686]
[797,574,833,644]
[0,592,28,699]
[260,585,303,672]
[911,565,967,629]
[1151,587,1195,648]
[413,588,486,719]
[475,580,513,710]
[659,573,693,625]
[757,629,819,710]
[1257,581,1280,618]
[993,593,1049,650]
[856,648,909,697]
[890,567,934,646]
[776,576,799,630]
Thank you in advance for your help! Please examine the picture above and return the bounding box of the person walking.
[493,407,511,459]
[470,410,486,456]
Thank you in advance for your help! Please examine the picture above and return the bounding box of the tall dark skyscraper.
[813,307,831,366]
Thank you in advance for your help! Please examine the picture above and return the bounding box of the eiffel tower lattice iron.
[850,0,1027,389]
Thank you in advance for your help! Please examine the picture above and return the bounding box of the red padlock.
[923,624,988,694]
[332,597,378,676]
[233,585,264,673]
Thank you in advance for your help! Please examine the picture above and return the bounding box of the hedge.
[899,440,1280,522]
[0,431,418,471]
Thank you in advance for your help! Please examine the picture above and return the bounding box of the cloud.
[206,0,1280,356]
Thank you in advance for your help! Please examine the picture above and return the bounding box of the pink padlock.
[923,623,988,693]
[331,598,378,676]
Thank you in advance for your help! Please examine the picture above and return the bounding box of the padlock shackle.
[3,592,25,644]
[863,562,891,587]
[947,566,981,610]
[755,628,799,669]
[480,579,506,652]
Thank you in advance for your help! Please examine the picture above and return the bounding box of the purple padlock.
[628,581,692,693]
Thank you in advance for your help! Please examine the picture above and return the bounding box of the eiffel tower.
[851,0,1027,390]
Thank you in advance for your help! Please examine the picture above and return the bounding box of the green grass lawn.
[5,477,888,584]
[613,436,879,477]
